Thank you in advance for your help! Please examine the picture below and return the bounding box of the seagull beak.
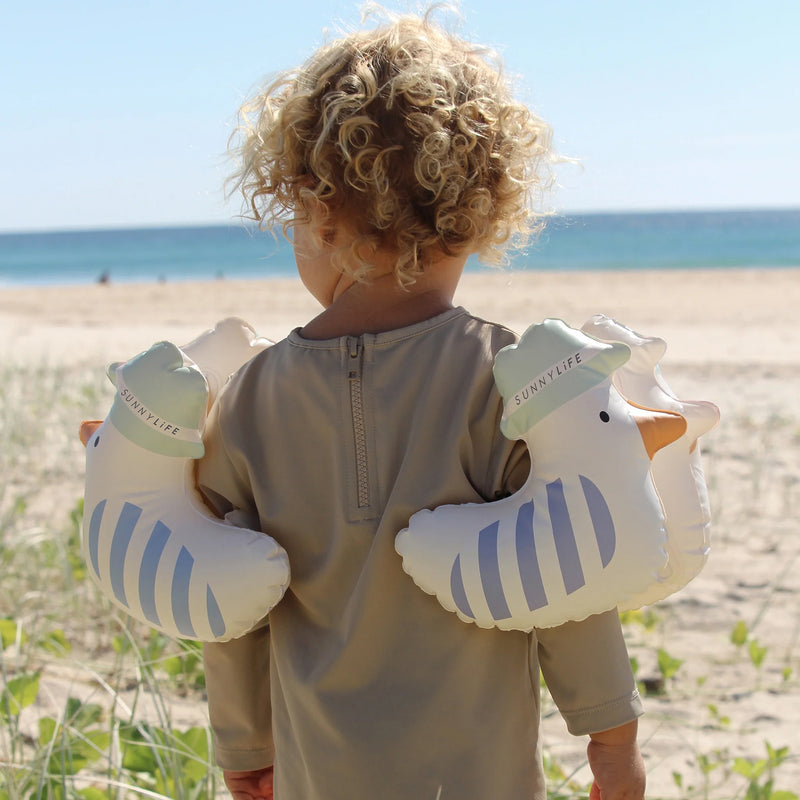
[630,405,687,460]
[79,420,103,447]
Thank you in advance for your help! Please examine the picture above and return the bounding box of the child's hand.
[223,766,274,800]
[586,720,645,800]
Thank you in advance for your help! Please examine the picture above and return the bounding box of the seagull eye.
[599,411,610,423]
[93,435,101,447]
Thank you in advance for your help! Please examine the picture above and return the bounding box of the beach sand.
[2,268,799,797]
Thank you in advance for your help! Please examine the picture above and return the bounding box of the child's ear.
[296,190,337,238]
[300,195,346,247]
[297,185,327,219]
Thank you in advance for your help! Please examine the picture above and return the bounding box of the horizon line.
[1,204,799,237]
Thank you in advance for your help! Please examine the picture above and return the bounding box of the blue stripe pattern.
[580,475,616,567]
[442,476,623,625]
[515,500,548,611]
[88,500,106,578]
[478,522,511,620]
[450,554,474,618]
[139,520,171,626]
[109,503,142,606]
[207,586,226,639]
[172,547,196,638]
[86,499,226,639]
[546,479,586,595]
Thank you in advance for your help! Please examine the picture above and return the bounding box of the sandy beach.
[3,268,798,368]
[2,268,799,797]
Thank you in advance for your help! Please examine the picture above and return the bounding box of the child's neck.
[300,255,467,340]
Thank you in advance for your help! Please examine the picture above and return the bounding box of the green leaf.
[40,629,72,656]
[765,742,789,767]
[49,729,111,775]
[144,631,168,661]
[112,634,132,655]
[41,782,67,800]
[176,726,208,757]
[39,716,59,745]
[731,620,749,646]
[78,730,111,761]
[0,618,25,650]
[162,655,184,678]
[79,789,108,800]
[733,756,767,781]
[65,697,104,730]
[69,498,84,529]
[542,752,567,782]
[183,651,200,675]
[120,724,161,775]
[1,673,40,719]
[175,727,210,781]
[657,648,684,680]
[45,727,110,776]
[619,608,660,630]
[697,753,720,775]
[707,703,731,727]
[748,639,768,669]
[179,638,203,654]
[744,783,764,800]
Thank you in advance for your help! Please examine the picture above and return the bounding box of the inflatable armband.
[81,318,290,642]
[395,318,701,630]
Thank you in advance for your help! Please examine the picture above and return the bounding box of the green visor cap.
[107,341,208,458]
[493,319,631,440]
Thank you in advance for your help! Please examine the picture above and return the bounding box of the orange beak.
[630,405,687,460]
[79,420,104,447]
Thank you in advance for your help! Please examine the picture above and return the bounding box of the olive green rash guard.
[198,307,642,800]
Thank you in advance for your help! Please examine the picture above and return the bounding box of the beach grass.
[0,362,217,799]
[2,348,799,799]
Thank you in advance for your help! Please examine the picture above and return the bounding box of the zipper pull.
[347,336,362,379]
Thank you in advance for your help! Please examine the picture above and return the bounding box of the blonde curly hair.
[230,9,554,285]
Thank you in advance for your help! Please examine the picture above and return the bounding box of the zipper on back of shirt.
[347,336,371,510]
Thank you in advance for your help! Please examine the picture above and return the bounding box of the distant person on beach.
[198,9,645,800]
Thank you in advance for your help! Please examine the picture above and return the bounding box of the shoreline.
[2,267,798,368]
[1,260,798,291]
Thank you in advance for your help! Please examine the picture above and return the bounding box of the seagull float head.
[580,313,721,607]
[493,318,686,467]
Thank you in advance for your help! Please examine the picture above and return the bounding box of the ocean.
[1,209,798,287]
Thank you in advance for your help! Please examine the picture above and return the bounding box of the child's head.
[231,8,554,286]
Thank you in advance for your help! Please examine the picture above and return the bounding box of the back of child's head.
[231,7,554,285]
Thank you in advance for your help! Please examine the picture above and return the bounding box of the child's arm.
[535,610,645,797]
[203,625,274,776]
[587,719,645,800]
[222,766,274,800]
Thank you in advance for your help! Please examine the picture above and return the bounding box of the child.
[199,10,645,800]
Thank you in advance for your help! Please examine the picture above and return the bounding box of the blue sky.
[2,0,798,232]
